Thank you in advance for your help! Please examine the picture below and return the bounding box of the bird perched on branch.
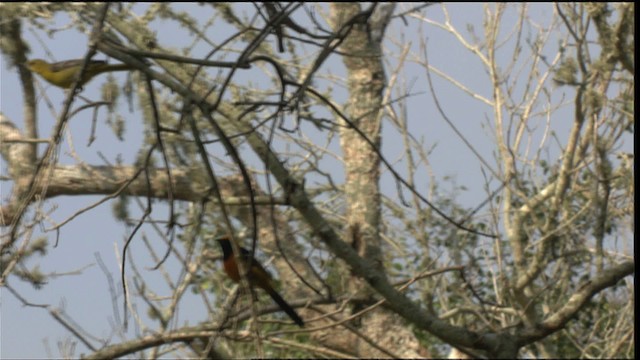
[216,236,304,327]
[25,58,135,89]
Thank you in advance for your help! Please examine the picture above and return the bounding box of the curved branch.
[518,260,634,345]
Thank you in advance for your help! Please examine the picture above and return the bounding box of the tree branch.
[518,261,634,344]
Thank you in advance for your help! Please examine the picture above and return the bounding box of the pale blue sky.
[1,3,633,359]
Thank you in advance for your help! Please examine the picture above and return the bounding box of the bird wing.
[49,59,107,72]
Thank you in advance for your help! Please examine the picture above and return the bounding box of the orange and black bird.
[216,237,304,327]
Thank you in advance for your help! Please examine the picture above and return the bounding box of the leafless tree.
[1,3,633,358]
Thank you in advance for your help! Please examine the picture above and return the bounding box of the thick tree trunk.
[316,4,426,357]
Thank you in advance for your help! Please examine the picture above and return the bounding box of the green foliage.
[553,57,578,86]
[0,237,49,289]
[111,195,130,221]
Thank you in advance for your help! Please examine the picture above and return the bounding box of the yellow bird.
[25,58,135,89]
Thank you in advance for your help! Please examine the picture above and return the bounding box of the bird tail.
[264,287,304,327]
[96,63,137,73]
